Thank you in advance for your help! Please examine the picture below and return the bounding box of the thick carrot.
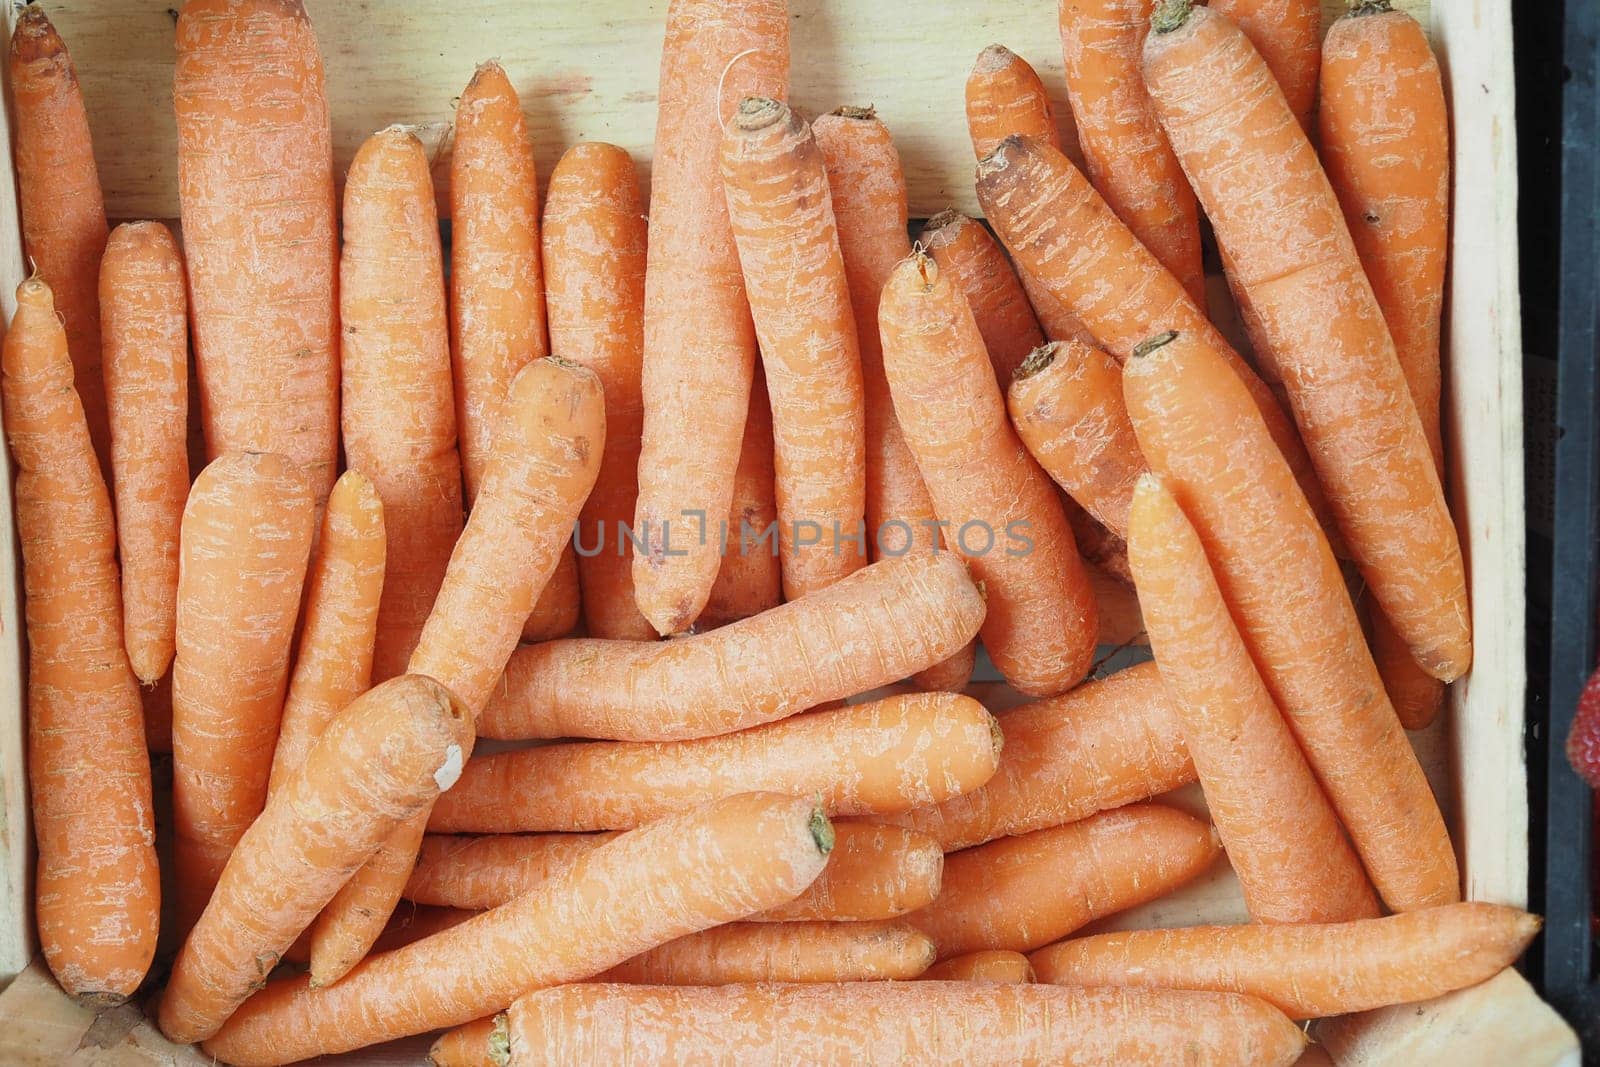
[1031,903,1542,1019]
[1145,2,1470,681]
[1123,328,1457,911]
[477,551,985,741]
[635,0,788,636]
[919,210,1045,386]
[698,367,782,629]
[1211,0,1321,132]
[99,221,188,684]
[433,693,1000,833]
[449,60,547,504]
[159,676,472,1044]
[519,545,582,642]
[598,920,934,984]
[923,950,1034,984]
[430,1015,507,1067]
[340,125,464,682]
[908,805,1220,958]
[879,251,1096,696]
[174,0,338,501]
[202,793,834,1064]
[1128,473,1380,923]
[173,452,315,930]
[503,983,1308,1066]
[544,142,654,640]
[4,276,157,1005]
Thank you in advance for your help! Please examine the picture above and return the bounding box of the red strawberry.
[1566,663,1600,788]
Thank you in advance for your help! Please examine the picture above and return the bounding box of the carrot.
[544,142,654,640]
[10,7,112,482]
[174,0,338,501]
[265,471,385,795]
[697,367,783,629]
[881,660,1192,850]
[1031,903,1542,1019]
[1009,339,1147,538]
[1128,473,1380,923]
[635,0,788,636]
[433,693,1000,833]
[598,920,934,984]
[879,252,1096,696]
[173,451,315,930]
[908,804,1219,958]
[919,210,1045,386]
[1372,608,1446,730]
[1122,328,1457,911]
[3,276,157,1005]
[478,551,985,741]
[1144,1,1470,682]
[922,950,1034,984]
[449,60,547,505]
[431,1015,507,1067]
[502,983,1308,1066]
[201,793,834,1064]
[159,675,472,1044]
[99,221,188,684]
[519,545,582,642]
[340,125,464,683]
[1211,0,1321,133]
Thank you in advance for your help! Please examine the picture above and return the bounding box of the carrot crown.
[809,806,836,856]
[1150,0,1194,34]
[489,1014,511,1066]
[1015,342,1062,382]
[735,96,787,133]
[1131,330,1179,359]
[831,104,877,121]
[1349,0,1394,14]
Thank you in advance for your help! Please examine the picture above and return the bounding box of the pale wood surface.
[0,960,206,1066]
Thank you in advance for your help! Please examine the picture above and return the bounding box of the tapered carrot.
[908,805,1219,958]
[923,950,1034,984]
[1129,473,1380,923]
[697,367,782,629]
[1372,608,1446,730]
[598,920,934,984]
[173,452,315,930]
[265,471,385,795]
[4,276,157,1005]
[1145,1,1470,681]
[449,61,546,504]
[340,125,464,683]
[159,676,472,1044]
[635,0,788,636]
[430,1015,506,1067]
[478,551,984,741]
[433,693,999,833]
[919,210,1045,387]
[1123,328,1457,911]
[174,0,338,500]
[1031,903,1542,1019]
[202,793,834,1064]
[1211,0,1321,133]
[10,7,111,482]
[544,142,654,640]
[879,251,1096,696]
[100,221,188,684]
[503,983,1308,1067]
[519,545,582,642]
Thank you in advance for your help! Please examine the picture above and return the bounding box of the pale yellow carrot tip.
[734,96,786,131]
[973,44,1017,72]
[1151,0,1194,34]
[810,807,836,856]
[1015,342,1061,382]
[1131,330,1180,360]
[831,104,877,121]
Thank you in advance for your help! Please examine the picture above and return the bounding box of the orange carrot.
[4,276,157,1005]
[908,805,1220,958]
[698,367,783,629]
[1211,0,1321,133]
[1144,1,1470,682]
[1372,607,1446,731]
[1128,472,1380,923]
[372,904,479,956]
[478,552,985,741]
[919,210,1045,387]
[520,545,582,642]
[433,693,1000,832]
[1123,328,1457,911]
[1030,903,1542,1019]
[159,675,472,1044]
[99,221,188,684]
[635,0,788,636]
[922,950,1034,984]
[174,0,338,501]
[430,1015,506,1067]
[598,920,935,984]
[879,252,1096,696]
[202,793,834,1064]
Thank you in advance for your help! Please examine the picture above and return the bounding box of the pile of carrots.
[1,0,1535,1064]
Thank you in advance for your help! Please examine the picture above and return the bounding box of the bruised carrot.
[920,210,1045,386]
[520,545,582,642]
[923,950,1034,984]
[100,222,188,683]
[478,552,985,741]
[4,276,157,1004]
[202,793,835,1064]
[174,0,338,500]
[598,920,935,984]
[698,367,782,629]
[1211,0,1321,133]
[433,693,1000,832]
[1030,903,1543,1018]
[635,0,788,636]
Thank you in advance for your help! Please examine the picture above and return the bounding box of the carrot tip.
[734,95,786,132]
[1130,330,1180,360]
[920,207,966,241]
[71,990,130,1011]
[489,1013,511,1066]
[972,43,1017,74]
[831,104,877,121]
[1150,0,1194,33]
[1014,342,1060,382]
[808,807,836,856]
[1349,0,1395,15]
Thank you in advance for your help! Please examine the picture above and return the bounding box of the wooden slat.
[0,960,208,1065]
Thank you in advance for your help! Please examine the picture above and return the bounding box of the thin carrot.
[99,221,187,684]
[634,0,788,636]
[879,251,1096,697]
[201,793,835,1064]
[922,950,1034,984]
[1122,328,1458,911]
[1030,903,1543,1019]
[174,0,338,500]
[697,366,782,629]
[1128,472,1380,923]
[519,545,582,642]
[430,1015,507,1067]
[477,551,985,742]
[4,276,157,1005]
[919,210,1045,386]
[1144,1,1470,681]
[1211,0,1321,133]
[598,920,935,984]
[433,693,1000,832]
[907,804,1220,958]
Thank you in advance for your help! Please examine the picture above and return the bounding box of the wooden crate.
[0,0,1565,1063]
